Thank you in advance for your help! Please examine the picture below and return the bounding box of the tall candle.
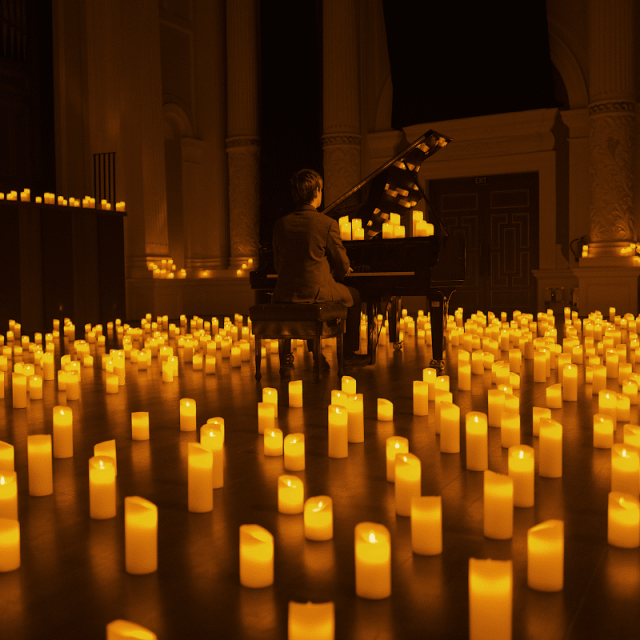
[599,390,617,423]
[354,522,391,599]
[508,445,535,507]
[468,558,512,640]
[532,406,551,436]
[12,372,27,409]
[263,387,278,417]
[89,456,116,519]
[180,398,197,431]
[412,380,429,416]
[258,402,275,434]
[484,470,513,540]
[131,412,150,440]
[106,620,157,640]
[466,412,488,471]
[591,365,607,395]
[395,453,421,516]
[487,390,505,428]
[440,402,460,453]
[284,433,305,471]
[28,435,53,496]
[527,520,564,591]
[278,474,304,514]
[304,496,333,541]
[289,380,303,408]
[94,440,117,475]
[264,428,284,456]
[328,405,348,458]
[539,419,563,478]
[611,445,640,495]
[288,601,334,640]
[0,471,18,519]
[53,405,73,458]
[500,411,520,448]
[0,519,20,572]
[0,442,14,474]
[411,496,442,555]
[125,496,158,574]
[546,383,563,409]
[347,394,364,443]
[200,425,224,488]
[239,524,274,588]
[593,414,615,448]
[386,436,408,481]
[341,375,356,395]
[562,363,578,401]
[377,398,393,421]
[608,492,640,548]
[188,443,213,513]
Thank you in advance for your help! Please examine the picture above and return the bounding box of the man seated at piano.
[272,168,370,370]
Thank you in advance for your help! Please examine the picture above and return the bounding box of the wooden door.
[428,172,539,317]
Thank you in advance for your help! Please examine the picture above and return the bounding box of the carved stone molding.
[322,143,361,206]
[226,143,260,259]
[588,100,635,117]
[589,103,636,243]
[322,134,362,147]
[226,136,260,149]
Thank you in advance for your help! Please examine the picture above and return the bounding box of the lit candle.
[0,471,18,520]
[179,398,196,431]
[0,442,13,474]
[288,601,334,640]
[527,520,564,591]
[611,445,640,495]
[422,367,437,396]
[28,375,43,400]
[532,406,551,436]
[411,495,442,555]
[258,401,275,434]
[377,398,393,421]
[278,474,304,514]
[289,380,303,408]
[562,363,578,401]
[354,522,391,599]
[591,365,607,395]
[487,389,505,428]
[0,519,20,572]
[466,412,488,471]
[440,402,460,453]
[593,414,615,448]
[413,380,429,416]
[188,443,213,513]
[124,496,158,574]
[89,456,116,519]
[205,354,216,374]
[230,346,241,367]
[106,373,119,393]
[385,436,408,482]
[327,405,348,458]
[106,620,157,640]
[344,393,363,443]
[27,434,53,496]
[264,428,283,456]
[240,524,274,587]
[12,372,27,409]
[131,412,150,440]
[341,375,356,395]
[539,419,563,478]
[508,445,535,508]
[468,558,512,640]
[500,411,520,449]
[94,440,117,475]
[458,358,471,391]
[304,496,333,541]
[53,405,73,458]
[599,390,618,423]
[533,350,547,382]
[284,433,305,471]
[546,383,563,409]
[616,393,631,423]
[484,471,513,540]
[608,492,640,548]
[263,387,278,417]
[395,453,421,516]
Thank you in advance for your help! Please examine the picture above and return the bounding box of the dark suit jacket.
[272,204,353,306]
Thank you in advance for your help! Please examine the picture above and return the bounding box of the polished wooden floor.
[1,324,640,640]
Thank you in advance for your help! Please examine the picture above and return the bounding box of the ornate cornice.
[588,100,636,117]
[322,134,361,147]
[225,136,260,149]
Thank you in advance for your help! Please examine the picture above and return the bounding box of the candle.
[385,436,409,481]
[591,365,607,395]
[288,601,334,640]
[599,390,618,423]
[413,380,429,416]
[468,558,512,640]
[0,443,13,474]
[28,435,53,496]
[471,351,485,375]
[263,387,278,417]
[593,414,615,448]
[562,363,578,401]
[411,496,442,555]
[483,471,513,539]
[304,496,333,541]
[264,428,283,456]
[534,350,547,382]
[0,472,18,520]
[205,354,216,374]
[395,453,421,516]
[289,380,303,407]
[89,456,116,519]
[458,358,471,390]
[500,411,520,448]
[179,398,197,431]
[29,375,43,400]
[546,383,563,409]
[125,496,158,574]
[328,405,348,458]
[377,398,393,421]
[341,375,356,394]
[611,445,640,495]
[434,389,452,434]
[0,519,20,572]
[188,443,213,513]
[440,402,460,453]
[106,620,157,640]
[527,520,564,591]
[106,373,119,393]
[278,474,304,514]
[240,524,274,588]
[354,522,391,599]
[608,492,640,548]
[606,350,619,378]
[131,412,150,440]
[539,419,563,478]
[94,440,117,475]
[12,372,27,408]
[53,405,73,458]
[508,445,535,507]
[466,412,488,471]
[532,406,552,436]
[487,390,505,428]
[616,393,631,423]
[422,367,437,396]
[258,402,275,434]
[284,433,305,471]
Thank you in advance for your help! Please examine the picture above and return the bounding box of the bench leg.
[255,338,262,381]
[313,329,321,383]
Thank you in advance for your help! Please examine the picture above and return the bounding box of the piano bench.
[249,303,348,382]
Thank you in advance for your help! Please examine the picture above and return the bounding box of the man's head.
[291,169,323,206]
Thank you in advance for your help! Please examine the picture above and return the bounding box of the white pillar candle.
[341,375,356,395]
[468,558,512,640]
[179,398,196,431]
[599,390,618,423]
[0,442,13,474]
[284,433,305,471]
[471,351,485,375]
[562,363,578,401]
[412,380,429,416]
[263,387,278,417]
[458,359,471,390]
[42,353,54,380]
[28,375,43,400]
[606,350,619,378]
[240,524,274,588]
[611,444,640,495]
[508,348,522,373]
[385,436,408,481]
[377,398,393,421]
[616,393,631,423]
[89,456,116,519]
[288,601,334,640]
[230,346,241,367]
[440,402,460,453]
[539,419,563,478]
[608,492,640,548]
[258,401,275,434]
[264,428,284,456]
[623,379,638,405]
[591,365,607,395]
[484,471,513,540]
[125,496,158,574]
[487,390,505,428]
[106,373,119,393]
[466,412,488,471]
[205,354,216,374]
[411,496,442,555]
[326,405,348,458]
[52,405,73,458]
[28,434,53,496]
[346,393,364,443]
[304,496,333,541]
[188,443,213,513]
[12,372,27,409]
[278,474,304,514]
[434,389,453,434]
[500,411,520,448]
[546,383,563,409]
[106,619,157,640]
[131,412,150,440]
[508,445,535,507]
[288,380,303,408]
[594,414,615,448]
[0,518,20,572]
[527,520,564,591]
[330,389,349,408]
[0,471,18,519]
[354,522,391,599]
[422,367,437,396]
[533,350,547,382]
[395,453,421,516]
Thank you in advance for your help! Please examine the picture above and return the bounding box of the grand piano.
[250,129,465,370]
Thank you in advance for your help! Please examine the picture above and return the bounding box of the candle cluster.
[0,187,125,210]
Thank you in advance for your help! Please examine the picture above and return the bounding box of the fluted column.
[322,0,361,206]
[226,0,260,268]
[587,0,636,252]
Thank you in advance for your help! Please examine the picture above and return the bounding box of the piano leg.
[389,296,403,350]
[427,288,455,373]
[366,300,379,365]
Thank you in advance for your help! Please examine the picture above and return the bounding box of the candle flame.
[518,450,524,459]
[314,501,324,511]
[368,532,378,544]
[0,476,5,485]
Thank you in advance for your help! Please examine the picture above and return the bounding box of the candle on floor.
[411,496,442,555]
[89,456,116,519]
[466,412,488,471]
[304,496,333,541]
[354,522,391,599]
[289,380,303,408]
[608,492,640,548]
[539,419,563,477]
[593,414,615,448]
[28,375,43,400]
[458,356,471,390]
[264,428,283,456]
[611,445,640,495]
[0,471,18,520]
[395,453,421,516]
[288,601,334,640]
[131,412,150,440]
[386,436,408,481]
[28,435,53,496]
[527,520,564,591]
[125,496,158,574]
[599,390,617,423]
[278,474,304,514]
[0,519,20,572]
[106,620,157,640]
[284,433,305,471]
[508,445,535,507]
[239,524,274,588]
[562,363,578,401]
[179,398,197,431]
[205,355,216,374]
[106,373,119,393]
[546,383,563,409]
[440,402,460,453]
[12,372,27,409]
[188,443,213,513]
[341,375,356,395]
[487,390,505,428]
[500,411,520,449]
[263,387,278,417]
[53,406,73,458]
[532,406,552,436]
[422,367,437,397]
[258,402,275,434]
[413,380,429,416]
[468,558,512,640]
[591,365,607,395]
[0,442,13,474]
[328,405,348,458]
[377,398,393,421]
[484,471,513,540]
[471,351,485,375]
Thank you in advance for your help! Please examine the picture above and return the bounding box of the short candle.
[239,524,274,588]
[354,522,391,599]
[124,496,158,574]
[527,520,564,591]
[89,456,116,519]
[288,601,334,640]
[411,496,442,555]
[304,496,333,541]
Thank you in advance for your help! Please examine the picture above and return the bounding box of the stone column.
[322,0,361,206]
[225,0,260,268]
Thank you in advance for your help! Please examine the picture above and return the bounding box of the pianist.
[272,168,370,369]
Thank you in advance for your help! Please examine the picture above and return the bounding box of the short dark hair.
[291,169,323,205]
